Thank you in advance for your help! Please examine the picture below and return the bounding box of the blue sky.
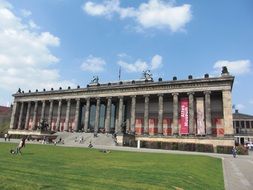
[0,0,253,114]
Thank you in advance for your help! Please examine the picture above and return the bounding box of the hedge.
[141,141,214,153]
[217,145,233,154]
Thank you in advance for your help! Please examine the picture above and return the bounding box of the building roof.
[13,75,234,99]
[233,110,253,120]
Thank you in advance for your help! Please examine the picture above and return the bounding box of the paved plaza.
[1,138,252,190]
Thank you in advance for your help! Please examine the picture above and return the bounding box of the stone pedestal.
[116,134,124,146]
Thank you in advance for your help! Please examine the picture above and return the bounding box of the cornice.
[13,76,234,101]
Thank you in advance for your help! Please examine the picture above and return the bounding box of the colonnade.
[9,90,232,136]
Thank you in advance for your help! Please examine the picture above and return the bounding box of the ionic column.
[94,98,101,135]
[144,95,149,134]
[116,96,124,134]
[25,101,31,130]
[48,100,54,130]
[130,95,136,134]
[56,100,62,131]
[105,97,112,133]
[17,102,24,130]
[10,101,18,129]
[222,90,233,135]
[84,98,90,132]
[188,92,195,135]
[40,100,46,122]
[32,101,38,130]
[158,94,163,135]
[64,99,71,131]
[74,98,80,131]
[172,93,179,135]
[204,91,212,135]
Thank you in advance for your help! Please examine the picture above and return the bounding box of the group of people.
[7,134,238,158]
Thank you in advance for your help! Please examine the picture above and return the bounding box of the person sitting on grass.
[88,141,93,148]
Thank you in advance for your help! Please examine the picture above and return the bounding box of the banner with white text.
[180,98,189,134]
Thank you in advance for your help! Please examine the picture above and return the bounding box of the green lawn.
[0,143,224,190]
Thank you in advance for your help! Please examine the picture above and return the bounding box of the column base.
[116,134,123,146]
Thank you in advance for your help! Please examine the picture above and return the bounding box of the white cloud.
[213,60,251,75]
[137,0,191,32]
[117,54,162,73]
[81,55,106,72]
[83,1,113,17]
[83,0,192,32]
[151,54,162,69]
[21,9,32,17]
[29,20,40,29]
[39,32,60,46]
[118,60,148,73]
[236,104,245,111]
[0,0,75,97]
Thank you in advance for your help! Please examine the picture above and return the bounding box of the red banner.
[180,98,189,134]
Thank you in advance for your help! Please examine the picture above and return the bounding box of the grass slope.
[0,143,224,190]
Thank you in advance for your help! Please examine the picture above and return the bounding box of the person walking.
[232,146,237,158]
[16,137,26,155]
[4,133,8,141]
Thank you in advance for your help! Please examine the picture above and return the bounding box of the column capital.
[118,96,124,99]
[75,98,80,101]
[172,92,179,96]
[144,94,150,98]
[131,95,136,98]
[107,96,112,99]
[158,93,164,97]
[187,92,195,96]
[204,91,211,95]
[86,97,90,101]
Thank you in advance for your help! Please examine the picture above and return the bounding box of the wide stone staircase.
[54,132,117,147]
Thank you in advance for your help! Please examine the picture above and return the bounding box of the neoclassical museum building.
[8,67,235,148]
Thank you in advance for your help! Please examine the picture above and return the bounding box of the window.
[241,121,245,128]
[246,121,250,129]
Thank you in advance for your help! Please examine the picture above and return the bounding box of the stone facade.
[9,69,235,147]
[233,110,253,144]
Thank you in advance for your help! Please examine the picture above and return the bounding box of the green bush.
[139,141,216,154]
[196,144,214,153]
[178,143,196,151]
[217,145,233,154]
[161,142,172,150]
[171,142,178,150]
[236,145,248,155]
[141,141,161,149]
